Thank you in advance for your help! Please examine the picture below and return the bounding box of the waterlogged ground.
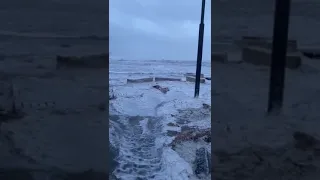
[0,68,109,177]
[0,0,109,178]
[211,58,320,179]
[110,115,163,179]
[109,60,211,179]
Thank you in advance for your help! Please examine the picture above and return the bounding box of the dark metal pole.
[194,0,206,98]
[267,0,291,114]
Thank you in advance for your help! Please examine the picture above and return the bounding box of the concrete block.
[154,77,181,82]
[56,54,109,69]
[263,40,298,53]
[239,36,269,49]
[211,52,228,63]
[242,47,301,69]
[127,77,154,83]
[184,73,204,78]
[186,76,205,83]
[235,36,298,52]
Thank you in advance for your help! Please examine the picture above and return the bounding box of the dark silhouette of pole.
[194,0,206,98]
[267,0,291,114]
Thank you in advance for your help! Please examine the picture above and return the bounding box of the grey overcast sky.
[109,0,211,61]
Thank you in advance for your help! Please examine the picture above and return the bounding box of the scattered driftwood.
[56,54,108,69]
[152,85,169,94]
[169,128,211,147]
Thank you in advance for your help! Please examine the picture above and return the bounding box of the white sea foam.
[109,59,211,179]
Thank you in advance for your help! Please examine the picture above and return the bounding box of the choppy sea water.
[212,0,320,51]
[0,0,108,59]
[1,1,320,60]
[2,0,320,57]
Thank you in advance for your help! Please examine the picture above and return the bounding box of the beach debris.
[202,103,211,109]
[169,128,211,147]
[152,85,169,94]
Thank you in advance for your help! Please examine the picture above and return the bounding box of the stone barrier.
[184,73,204,78]
[127,77,154,83]
[186,76,205,83]
[154,77,181,82]
[235,36,298,53]
[242,47,301,69]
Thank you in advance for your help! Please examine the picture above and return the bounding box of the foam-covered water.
[110,115,163,180]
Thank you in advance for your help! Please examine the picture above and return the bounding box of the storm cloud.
[109,0,211,61]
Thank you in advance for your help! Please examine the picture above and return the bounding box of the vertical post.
[267,0,291,114]
[194,0,206,98]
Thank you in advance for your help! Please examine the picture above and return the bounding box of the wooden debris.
[169,128,211,147]
[152,85,169,94]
